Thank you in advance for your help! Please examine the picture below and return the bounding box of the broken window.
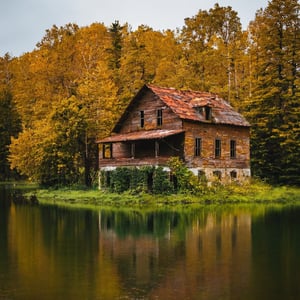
[198,170,206,182]
[230,170,237,179]
[213,170,222,180]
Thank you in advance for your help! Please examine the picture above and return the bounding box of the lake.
[1,185,300,299]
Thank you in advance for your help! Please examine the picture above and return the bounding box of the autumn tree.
[180,4,245,103]
[5,3,299,186]
[10,96,87,186]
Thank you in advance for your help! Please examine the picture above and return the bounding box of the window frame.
[230,140,236,159]
[194,137,202,157]
[205,106,212,120]
[157,109,163,127]
[140,110,145,128]
[215,139,221,158]
[102,143,113,159]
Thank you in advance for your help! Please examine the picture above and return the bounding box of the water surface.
[1,186,300,299]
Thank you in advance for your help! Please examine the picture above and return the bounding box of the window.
[205,106,212,120]
[195,138,202,156]
[198,170,206,182]
[102,143,112,159]
[215,139,221,158]
[230,140,236,159]
[140,110,145,128]
[230,170,237,179]
[213,170,222,180]
[157,109,163,126]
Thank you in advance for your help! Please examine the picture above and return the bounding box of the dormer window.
[157,109,163,126]
[205,106,212,120]
[195,105,212,121]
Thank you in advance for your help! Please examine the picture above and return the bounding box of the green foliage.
[167,157,201,194]
[246,0,300,185]
[109,167,131,193]
[100,166,174,195]
[0,91,21,180]
[27,180,300,208]
[152,167,174,195]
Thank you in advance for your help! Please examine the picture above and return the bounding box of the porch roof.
[97,129,184,143]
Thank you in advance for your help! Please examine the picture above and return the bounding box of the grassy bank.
[24,181,300,209]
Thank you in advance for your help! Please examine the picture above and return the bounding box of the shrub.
[152,167,174,194]
[167,157,200,194]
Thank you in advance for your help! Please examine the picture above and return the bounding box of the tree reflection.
[3,198,299,300]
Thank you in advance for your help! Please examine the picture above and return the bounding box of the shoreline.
[25,184,300,209]
[2,181,300,209]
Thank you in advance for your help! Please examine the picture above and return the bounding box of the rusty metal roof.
[146,84,250,127]
[97,129,184,143]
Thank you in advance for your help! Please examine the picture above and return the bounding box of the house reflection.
[98,210,252,299]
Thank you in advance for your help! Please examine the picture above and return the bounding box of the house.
[97,84,250,184]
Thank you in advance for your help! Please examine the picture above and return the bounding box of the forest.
[0,0,299,187]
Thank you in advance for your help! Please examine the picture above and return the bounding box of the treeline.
[0,0,299,186]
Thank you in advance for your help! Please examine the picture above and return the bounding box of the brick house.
[97,84,250,183]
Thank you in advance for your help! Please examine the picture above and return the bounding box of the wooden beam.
[155,141,159,158]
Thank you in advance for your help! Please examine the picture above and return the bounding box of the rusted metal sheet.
[97,129,184,143]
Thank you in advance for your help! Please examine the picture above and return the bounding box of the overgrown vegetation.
[26,181,300,209]
[71,158,300,207]
[0,0,299,186]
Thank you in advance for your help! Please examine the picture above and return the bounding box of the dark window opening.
[102,143,113,159]
[230,140,236,159]
[230,170,237,179]
[157,109,163,126]
[205,106,212,120]
[140,110,144,128]
[195,138,202,156]
[198,170,206,182]
[213,170,222,180]
[215,139,221,158]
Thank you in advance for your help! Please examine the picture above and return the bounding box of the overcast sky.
[1,0,269,57]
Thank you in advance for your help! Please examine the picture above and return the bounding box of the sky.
[1,0,269,57]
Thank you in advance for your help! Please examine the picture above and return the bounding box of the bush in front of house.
[100,166,175,194]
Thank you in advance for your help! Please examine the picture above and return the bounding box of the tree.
[179,4,244,100]
[247,0,300,184]
[9,96,87,186]
[0,91,21,179]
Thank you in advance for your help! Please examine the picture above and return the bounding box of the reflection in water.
[1,186,300,300]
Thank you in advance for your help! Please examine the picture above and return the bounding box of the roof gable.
[113,84,250,132]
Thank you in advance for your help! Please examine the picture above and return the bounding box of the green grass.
[23,180,300,209]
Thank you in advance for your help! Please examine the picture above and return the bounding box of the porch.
[97,129,185,168]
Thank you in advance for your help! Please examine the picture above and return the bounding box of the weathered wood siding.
[183,121,250,169]
[120,90,182,133]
